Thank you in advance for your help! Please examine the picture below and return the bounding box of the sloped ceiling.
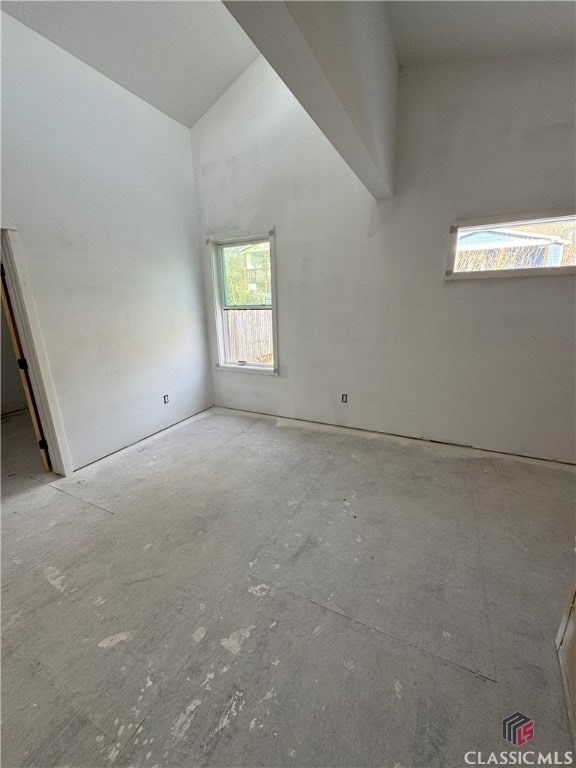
[1,1,259,127]
[3,0,573,200]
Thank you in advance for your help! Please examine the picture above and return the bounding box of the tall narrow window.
[212,234,277,371]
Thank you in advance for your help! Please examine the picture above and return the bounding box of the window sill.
[446,266,576,280]
[216,364,278,376]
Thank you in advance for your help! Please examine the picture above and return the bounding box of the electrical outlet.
[341,394,348,403]
[163,395,169,404]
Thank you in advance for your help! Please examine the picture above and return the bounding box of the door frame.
[557,585,576,744]
[1,228,72,475]
[2,265,51,471]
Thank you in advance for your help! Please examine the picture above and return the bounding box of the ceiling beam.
[224,1,398,200]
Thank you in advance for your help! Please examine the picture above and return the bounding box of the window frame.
[445,211,576,280]
[209,230,279,375]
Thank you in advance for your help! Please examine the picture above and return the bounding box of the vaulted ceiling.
[1,1,259,127]
[3,0,574,200]
[4,1,574,129]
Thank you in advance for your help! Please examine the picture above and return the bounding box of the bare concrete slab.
[2,407,574,766]
[115,590,498,768]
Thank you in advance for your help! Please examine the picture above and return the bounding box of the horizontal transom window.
[447,215,576,278]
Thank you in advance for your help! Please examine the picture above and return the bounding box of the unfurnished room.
[1,2,575,766]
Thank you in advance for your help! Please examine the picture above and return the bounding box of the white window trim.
[446,210,576,280]
[208,230,279,375]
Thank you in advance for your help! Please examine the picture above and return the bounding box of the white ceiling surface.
[3,1,574,127]
[386,1,576,65]
[1,1,259,127]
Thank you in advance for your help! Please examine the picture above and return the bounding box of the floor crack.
[51,485,117,516]
[283,587,498,684]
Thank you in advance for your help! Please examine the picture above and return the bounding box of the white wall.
[1,310,27,414]
[192,55,576,463]
[2,14,212,469]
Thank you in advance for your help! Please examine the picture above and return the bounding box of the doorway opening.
[1,228,71,476]
[1,266,51,473]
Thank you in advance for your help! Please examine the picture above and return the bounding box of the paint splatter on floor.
[220,626,255,655]
[192,627,207,643]
[44,566,65,593]
[172,699,202,741]
[97,632,131,648]
[248,584,269,597]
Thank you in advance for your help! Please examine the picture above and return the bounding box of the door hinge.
[38,438,48,450]
[17,358,28,370]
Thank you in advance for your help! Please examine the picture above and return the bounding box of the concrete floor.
[1,407,574,767]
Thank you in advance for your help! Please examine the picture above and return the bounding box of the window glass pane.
[225,309,273,367]
[454,216,576,272]
[222,241,272,306]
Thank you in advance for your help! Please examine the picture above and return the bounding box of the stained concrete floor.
[1,407,574,767]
